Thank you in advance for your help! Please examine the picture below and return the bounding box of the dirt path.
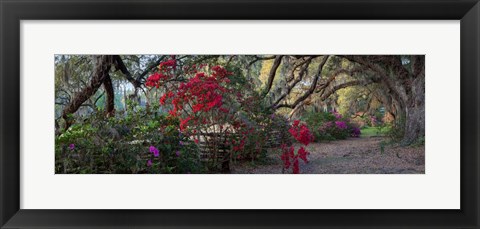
[231,137,425,174]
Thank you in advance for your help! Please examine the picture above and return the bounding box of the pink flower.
[335,121,347,129]
[147,160,152,167]
[69,144,75,150]
[149,146,160,157]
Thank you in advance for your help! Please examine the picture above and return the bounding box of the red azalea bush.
[145,58,287,171]
[288,120,314,146]
[281,120,313,174]
[145,59,237,170]
[144,58,317,173]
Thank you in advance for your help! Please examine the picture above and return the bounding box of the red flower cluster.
[145,58,178,88]
[158,59,176,71]
[280,120,313,174]
[288,120,314,146]
[233,142,245,152]
[171,68,231,117]
[159,91,174,105]
[179,117,192,131]
[280,145,294,169]
[229,121,252,153]
[280,144,309,174]
[148,60,234,136]
[211,65,230,80]
[297,147,308,163]
[145,72,168,88]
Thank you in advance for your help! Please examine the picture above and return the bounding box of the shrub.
[302,110,361,141]
[55,101,203,174]
[350,127,361,137]
[145,59,292,171]
[280,120,312,174]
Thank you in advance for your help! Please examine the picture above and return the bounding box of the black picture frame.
[1,0,479,228]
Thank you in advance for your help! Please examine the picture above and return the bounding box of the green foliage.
[303,109,337,125]
[55,100,203,174]
[242,112,291,161]
[302,111,335,141]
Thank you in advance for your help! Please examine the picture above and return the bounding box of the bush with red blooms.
[146,59,232,140]
[145,58,280,171]
[288,120,314,146]
[281,120,313,174]
[280,144,309,174]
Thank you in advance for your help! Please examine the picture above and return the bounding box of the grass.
[361,126,389,137]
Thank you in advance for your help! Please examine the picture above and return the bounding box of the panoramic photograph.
[55,55,425,174]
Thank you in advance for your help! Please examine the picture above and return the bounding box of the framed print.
[1,0,479,228]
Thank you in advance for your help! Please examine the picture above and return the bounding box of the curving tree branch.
[61,55,114,130]
[275,55,329,109]
[319,80,371,101]
[270,57,314,109]
[262,55,283,97]
[247,55,277,66]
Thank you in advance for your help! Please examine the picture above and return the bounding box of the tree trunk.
[103,74,115,116]
[61,55,114,129]
[371,56,425,145]
[401,75,425,145]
